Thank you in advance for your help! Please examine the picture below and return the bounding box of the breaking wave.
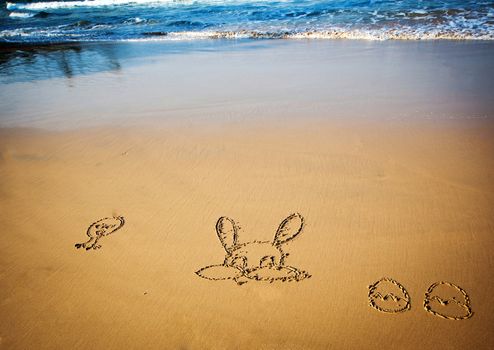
[2,0,494,42]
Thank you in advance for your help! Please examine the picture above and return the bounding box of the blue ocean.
[0,0,493,43]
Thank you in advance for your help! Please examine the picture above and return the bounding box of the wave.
[123,17,150,24]
[2,28,493,42]
[8,11,35,18]
[3,0,492,44]
[134,29,494,41]
[7,0,179,11]
[6,0,254,11]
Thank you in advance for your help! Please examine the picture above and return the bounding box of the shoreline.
[1,38,494,349]
[2,36,494,49]
[1,39,493,129]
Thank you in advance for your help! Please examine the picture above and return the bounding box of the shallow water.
[1,0,494,42]
[1,40,493,129]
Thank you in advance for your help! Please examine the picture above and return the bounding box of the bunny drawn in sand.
[196,213,311,285]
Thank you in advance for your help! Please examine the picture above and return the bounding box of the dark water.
[1,0,493,43]
[0,39,259,83]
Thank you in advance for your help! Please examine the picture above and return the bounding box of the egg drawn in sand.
[75,216,125,251]
[424,281,473,320]
[368,277,411,313]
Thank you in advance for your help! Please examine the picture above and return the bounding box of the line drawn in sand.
[196,213,311,285]
[75,216,125,251]
[368,277,411,313]
[424,281,473,320]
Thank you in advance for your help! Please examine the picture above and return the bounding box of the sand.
[0,40,493,349]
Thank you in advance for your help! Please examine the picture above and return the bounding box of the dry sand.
[0,40,494,349]
[1,119,493,349]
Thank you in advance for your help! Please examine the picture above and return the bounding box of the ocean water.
[0,0,493,43]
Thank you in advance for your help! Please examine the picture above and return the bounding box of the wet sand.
[0,40,493,349]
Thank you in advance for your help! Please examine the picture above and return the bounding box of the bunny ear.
[273,213,304,246]
[216,216,238,252]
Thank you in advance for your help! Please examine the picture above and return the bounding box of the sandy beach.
[1,40,494,349]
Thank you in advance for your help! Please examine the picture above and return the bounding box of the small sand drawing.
[424,281,473,320]
[75,216,125,250]
[368,277,411,313]
[196,213,311,285]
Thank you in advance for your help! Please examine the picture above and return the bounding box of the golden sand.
[0,117,493,349]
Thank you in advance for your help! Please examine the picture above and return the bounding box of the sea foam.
[8,11,35,18]
[2,0,494,42]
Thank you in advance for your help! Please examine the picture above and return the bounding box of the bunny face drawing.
[196,213,311,285]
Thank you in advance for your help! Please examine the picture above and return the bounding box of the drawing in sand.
[424,281,473,320]
[368,277,411,313]
[75,216,125,251]
[196,213,311,285]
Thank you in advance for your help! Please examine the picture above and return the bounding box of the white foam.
[126,29,494,41]
[124,17,147,24]
[8,11,35,18]
[5,0,261,11]
[7,0,187,11]
[1,27,493,42]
